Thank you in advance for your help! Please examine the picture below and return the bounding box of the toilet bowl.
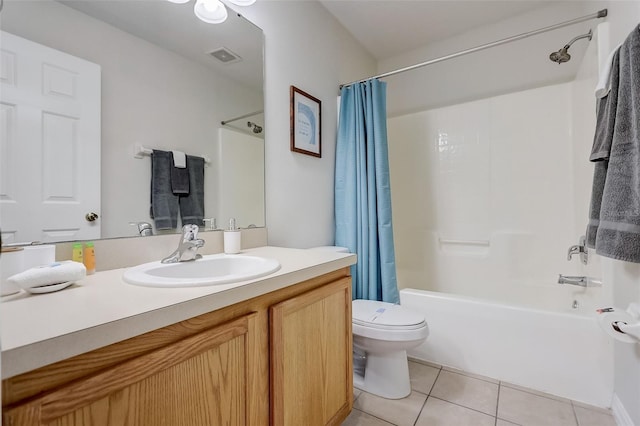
[309,246,429,399]
[352,299,429,399]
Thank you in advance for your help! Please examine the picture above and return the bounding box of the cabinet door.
[3,313,261,426]
[270,277,353,426]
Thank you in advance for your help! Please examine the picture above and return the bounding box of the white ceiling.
[319,0,556,60]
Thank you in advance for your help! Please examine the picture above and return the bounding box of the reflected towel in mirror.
[179,155,205,227]
[171,150,190,195]
[150,149,179,229]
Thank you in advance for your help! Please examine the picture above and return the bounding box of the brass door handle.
[85,212,99,222]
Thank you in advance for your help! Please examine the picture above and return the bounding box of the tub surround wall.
[388,82,602,311]
[570,22,605,289]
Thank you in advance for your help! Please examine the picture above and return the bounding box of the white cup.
[1,249,24,296]
[224,231,241,254]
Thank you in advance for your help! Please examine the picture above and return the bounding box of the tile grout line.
[428,365,443,394]
[350,407,397,426]
[500,381,573,405]
[428,395,498,419]
[570,401,580,426]
[442,367,500,385]
[495,382,501,426]
[412,367,442,426]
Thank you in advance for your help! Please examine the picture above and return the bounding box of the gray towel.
[587,25,640,262]
[179,155,205,227]
[590,51,620,162]
[150,150,179,230]
[171,155,190,195]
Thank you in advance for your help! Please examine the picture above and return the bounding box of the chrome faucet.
[557,274,588,287]
[130,221,153,237]
[161,224,205,263]
[567,236,588,265]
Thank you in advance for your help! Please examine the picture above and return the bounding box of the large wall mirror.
[0,0,264,244]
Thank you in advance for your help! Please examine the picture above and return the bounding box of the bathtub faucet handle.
[567,236,588,265]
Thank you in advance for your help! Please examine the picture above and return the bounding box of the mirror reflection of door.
[0,31,101,244]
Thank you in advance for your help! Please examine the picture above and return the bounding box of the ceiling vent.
[208,47,242,64]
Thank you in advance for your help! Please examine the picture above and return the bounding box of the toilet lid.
[352,299,426,330]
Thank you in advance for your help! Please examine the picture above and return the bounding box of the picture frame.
[290,86,321,158]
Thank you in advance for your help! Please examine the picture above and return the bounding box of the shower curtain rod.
[339,8,607,89]
[220,110,263,125]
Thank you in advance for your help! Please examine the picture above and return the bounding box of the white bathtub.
[399,288,614,407]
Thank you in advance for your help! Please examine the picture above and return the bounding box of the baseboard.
[612,393,635,426]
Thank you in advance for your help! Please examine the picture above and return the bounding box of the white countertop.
[1,246,356,379]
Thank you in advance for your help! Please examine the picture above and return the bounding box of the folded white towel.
[595,43,622,98]
[172,150,187,168]
[7,261,86,290]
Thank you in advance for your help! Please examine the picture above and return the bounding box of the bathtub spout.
[557,274,587,287]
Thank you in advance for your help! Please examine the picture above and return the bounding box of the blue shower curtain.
[335,79,399,304]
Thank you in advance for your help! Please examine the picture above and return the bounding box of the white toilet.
[310,246,429,399]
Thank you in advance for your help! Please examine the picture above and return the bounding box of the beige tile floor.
[342,360,616,426]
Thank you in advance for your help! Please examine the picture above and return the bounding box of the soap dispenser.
[224,218,241,254]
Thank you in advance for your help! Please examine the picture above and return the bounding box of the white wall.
[239,1,377,248]
[1,1,263,238]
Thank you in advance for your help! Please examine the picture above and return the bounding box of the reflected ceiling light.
[168,0,257,25]
[194,0,228,24]
[228,0,256,5]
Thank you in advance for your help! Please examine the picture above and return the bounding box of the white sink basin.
[123,254,281,287]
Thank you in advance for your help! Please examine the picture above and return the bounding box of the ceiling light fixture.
[194,0,228,24]
[168,0,256,25]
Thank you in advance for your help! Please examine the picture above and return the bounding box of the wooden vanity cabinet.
[2,268,353,426]
[3,314,259,426]
[271,278,353,426]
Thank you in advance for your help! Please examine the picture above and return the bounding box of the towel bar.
[438,238,490,246]
[134,143,211,165]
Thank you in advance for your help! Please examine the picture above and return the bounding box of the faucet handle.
[129,221,153,236]
[567,235,588,265]
[567,245,581,261]
[181,224,200,241]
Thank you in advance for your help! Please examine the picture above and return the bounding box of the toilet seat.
[352,299,428,341]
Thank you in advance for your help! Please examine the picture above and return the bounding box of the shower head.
[247,121,263,134]
[549,29,593,64]
[549,47,571,64]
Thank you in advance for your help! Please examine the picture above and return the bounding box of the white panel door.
[0,31,101,244]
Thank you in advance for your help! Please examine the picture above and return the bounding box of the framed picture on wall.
[290,86,321,158]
